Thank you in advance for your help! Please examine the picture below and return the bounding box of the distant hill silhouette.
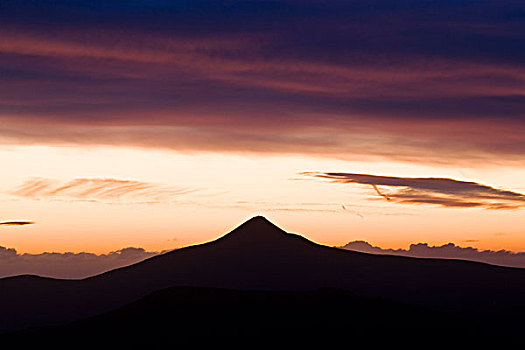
[4,286,498,347]
[342,240,525,268]
[2,216,525,339]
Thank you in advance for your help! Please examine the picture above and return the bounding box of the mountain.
[2,216,525,336]
[3,286,490,347]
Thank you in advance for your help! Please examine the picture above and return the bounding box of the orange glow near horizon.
[1,144,524,255]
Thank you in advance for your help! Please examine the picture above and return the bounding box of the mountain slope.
[3,286,489,347]
[2,216,525,333]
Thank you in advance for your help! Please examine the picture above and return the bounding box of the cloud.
[10,177,194,202]
[0,1,524,164]
[0,246,163,279]
[304,172,525,210]
[341,240,525,269]
[0,246,17,258]
[0,221,34,226]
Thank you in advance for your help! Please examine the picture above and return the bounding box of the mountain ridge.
[2,216,525,334]
[4,286,489,347]
[4,215,523,283]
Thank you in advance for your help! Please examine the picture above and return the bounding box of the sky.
[1,1,525,263]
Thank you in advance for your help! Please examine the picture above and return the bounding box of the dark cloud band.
[304,172,525,210]
[0,1,524,163]
[0,221,34,226]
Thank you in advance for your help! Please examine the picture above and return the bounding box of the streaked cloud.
[304,172,525,210]
[10,177,194,202]
[0,1,524,164]
[0,221,34,226]
[341,240,525,269]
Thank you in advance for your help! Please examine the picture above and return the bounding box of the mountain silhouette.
[4,286,488,347]
[2,216,525,336]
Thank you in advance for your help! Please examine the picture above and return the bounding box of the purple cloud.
[341,241,525,269]
[0,1,524,164]
[0,246,162,279]
[304,172,525,210]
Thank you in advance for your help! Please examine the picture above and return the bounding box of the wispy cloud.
[341,241,525,269]
[10,177,194,202]
[0,221,34,226]
[303,172,525,210]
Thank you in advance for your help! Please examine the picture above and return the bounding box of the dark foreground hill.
[2,216,525,338]
[3,286,506,348]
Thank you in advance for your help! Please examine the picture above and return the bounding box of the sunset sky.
[1,0,524,255]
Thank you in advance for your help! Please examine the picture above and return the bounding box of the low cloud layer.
[305,172,525,210]
[11,177,193,202]
[0,246,162,279]
[4,240,525,279]
[341,241,525,269]
[0,221,34,226]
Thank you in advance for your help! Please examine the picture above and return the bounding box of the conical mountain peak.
[220,216,291,244]
[237,216,282,230]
